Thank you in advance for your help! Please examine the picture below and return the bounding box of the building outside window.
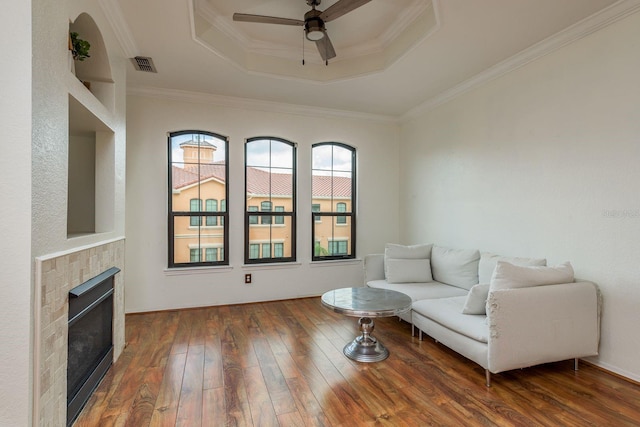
[261,201,272,225]
[168,130,229,267]
[275,206,284,225]
[205,199,218,226]
[312,204,321,222]
[262,243,271,258]
[190,199,201,226]
[329,240,348,255]
[274,243,284,258]
[205,247,218,261]
[249,243,260,259]
[248,206,258,224]
[245,137,296,264]
[311,142,356,260]
[336,202,347,224]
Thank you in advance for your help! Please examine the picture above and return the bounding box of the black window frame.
[168,130,229,268]
[245,136,297,264]
[311,142,356,261]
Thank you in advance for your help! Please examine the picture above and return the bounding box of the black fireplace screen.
[67,267,119,427]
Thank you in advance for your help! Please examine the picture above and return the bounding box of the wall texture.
[29,0,128,424]
[32,0,127,258]
[0,2,32,425]
[400,10,640,381]
[125,94,400,312]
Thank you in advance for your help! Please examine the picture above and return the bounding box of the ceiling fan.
[233,0,372,63]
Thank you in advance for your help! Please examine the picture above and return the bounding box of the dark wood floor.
[74,297,640,426]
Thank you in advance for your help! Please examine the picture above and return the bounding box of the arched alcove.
[69,12,114,111]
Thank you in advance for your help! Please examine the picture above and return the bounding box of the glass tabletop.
[321,287,412,317]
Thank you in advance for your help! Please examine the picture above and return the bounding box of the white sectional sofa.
[364,244,601,386]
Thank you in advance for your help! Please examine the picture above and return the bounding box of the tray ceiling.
[116,0,629,117]
[192,0,438,81]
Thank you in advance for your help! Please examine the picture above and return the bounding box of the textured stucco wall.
[29,0,128,425]
[0,2,32,426]
[32,0,127,258]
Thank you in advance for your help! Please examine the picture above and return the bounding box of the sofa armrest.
[487,281,600,374]
[364,254,385,284]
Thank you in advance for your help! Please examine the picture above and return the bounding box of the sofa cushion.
[367,280,467,302]
[462,284,490,315]
[384,243,432,280]
[412,296,489,343]
[431,246,480,290]
[478,253,547,284]
[490,261,574,291]
[385,243,432,259]
[385,258,432,283]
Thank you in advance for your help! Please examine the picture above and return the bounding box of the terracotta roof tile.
[173,164,351,198]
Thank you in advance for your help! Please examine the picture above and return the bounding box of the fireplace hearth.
[67,266,120,426]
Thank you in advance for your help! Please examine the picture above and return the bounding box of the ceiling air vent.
[131,56,157,73]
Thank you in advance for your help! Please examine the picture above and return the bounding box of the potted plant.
[69,31,91,61]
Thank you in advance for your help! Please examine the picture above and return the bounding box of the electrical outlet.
[245,274,252,284]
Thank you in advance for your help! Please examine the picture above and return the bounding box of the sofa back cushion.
[478,253,547,284]
[431,246,480,290]
[490,261,574,291]
[461,283,490,315]
[384,243,432,280]
[385,258,433,283]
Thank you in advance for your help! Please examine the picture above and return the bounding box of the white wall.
[400,11,640,381]
[126,94,400,312]
[0,2,32,425]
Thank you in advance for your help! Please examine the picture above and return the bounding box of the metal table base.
[343,316,389,362]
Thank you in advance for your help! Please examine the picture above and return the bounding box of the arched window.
[245,137,296,263]
[168,131,228,267]
[312,142,356,260]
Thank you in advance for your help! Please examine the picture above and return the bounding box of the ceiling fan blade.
[315,33,336,62]
[319,0,372,23]
[233,13,304,26]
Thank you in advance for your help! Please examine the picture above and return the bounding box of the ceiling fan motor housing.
[304,9,326,40]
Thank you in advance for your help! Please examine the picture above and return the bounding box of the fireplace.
[67,266,120,426]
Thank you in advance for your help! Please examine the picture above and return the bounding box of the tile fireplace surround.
[34,238,125,426]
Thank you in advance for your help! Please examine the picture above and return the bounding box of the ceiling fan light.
[305,17,325,41]
[306,29,325,41]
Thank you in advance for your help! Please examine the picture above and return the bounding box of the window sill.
[242,261,302,270]
[310,258,362,266]
[164,265,233,276]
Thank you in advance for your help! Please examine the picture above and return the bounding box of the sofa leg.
[411,324,415,337]
[574,358,579,371]
[485,370,491,387]
[419,330,423,341]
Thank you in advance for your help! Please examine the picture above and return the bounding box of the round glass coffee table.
[321,287,412,362]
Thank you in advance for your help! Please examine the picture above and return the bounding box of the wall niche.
[67,94,115,238]
[67,12,116,239]
[69,12,114,112]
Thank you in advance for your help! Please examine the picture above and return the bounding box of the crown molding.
[128,86,399,124]
[377,0,433,47]
[99,0,139,58]
[401,0,640,122]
